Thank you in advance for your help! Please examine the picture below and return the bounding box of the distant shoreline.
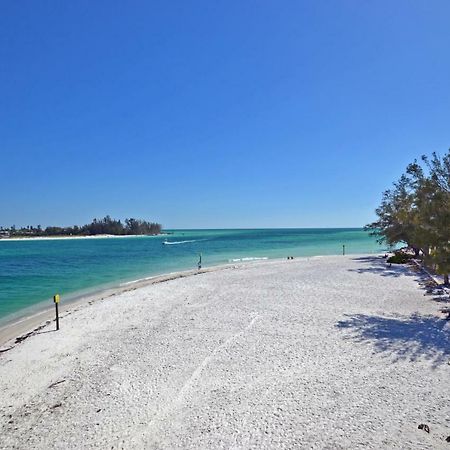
[0,233,167,242]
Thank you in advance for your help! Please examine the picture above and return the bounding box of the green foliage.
[387,253,413,264]
[4,216,162,237]
[367,150,450,280]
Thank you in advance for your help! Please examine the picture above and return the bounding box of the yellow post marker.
[53,294,60,331]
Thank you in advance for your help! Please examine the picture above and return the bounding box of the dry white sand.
[0,255,449,449]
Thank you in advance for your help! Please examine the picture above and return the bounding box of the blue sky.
[1,1,449,228]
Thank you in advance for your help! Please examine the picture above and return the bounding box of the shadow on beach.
[349,256,417,279]
[350,256,449,305]
[336,313,450,368]
[36,329,57,335]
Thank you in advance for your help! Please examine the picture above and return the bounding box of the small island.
[0,216,162,239]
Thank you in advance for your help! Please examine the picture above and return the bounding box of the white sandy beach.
[0,255,448,449]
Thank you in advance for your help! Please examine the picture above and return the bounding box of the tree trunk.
[444,274,449,286]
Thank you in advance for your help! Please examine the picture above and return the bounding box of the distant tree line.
[0,216,162,237]
[365,150,450,284]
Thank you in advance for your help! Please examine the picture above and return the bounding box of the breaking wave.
[229,257,269,262]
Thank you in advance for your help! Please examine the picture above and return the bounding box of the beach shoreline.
[0,229,386,332]
[0,254,448,449]
[0,262,240,348]
[1,251,443,352]
[0,254,372,348]
[0,253,376,349]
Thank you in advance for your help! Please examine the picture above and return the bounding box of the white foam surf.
[229,257,269,262]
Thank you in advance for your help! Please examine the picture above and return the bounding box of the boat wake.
[162,239,199,245]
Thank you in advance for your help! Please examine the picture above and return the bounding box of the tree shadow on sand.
[349,256,419,279]
[336,313,449,368]
[422,285,450,305]
[350,256,450,305]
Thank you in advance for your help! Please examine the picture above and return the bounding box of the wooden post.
[342,244,345,256]
[53,294,60,331]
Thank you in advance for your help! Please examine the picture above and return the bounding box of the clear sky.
[1,1,449,229]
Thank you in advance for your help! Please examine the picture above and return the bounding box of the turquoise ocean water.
[0,228,385,324]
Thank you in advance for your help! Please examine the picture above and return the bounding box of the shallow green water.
[0,228,385,322]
